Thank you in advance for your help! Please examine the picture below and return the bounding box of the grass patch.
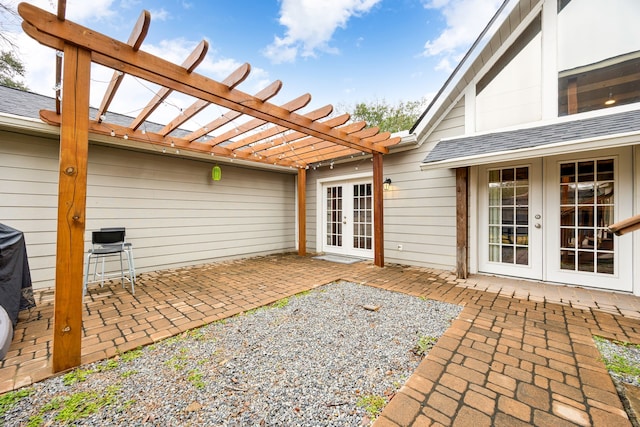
[603,354,640,377]
[31,385,120,425]
[165,348,189,370]
[271,297,289,309]
[120,370,138,379]
[0,388,33,417]
[119,347,144,363]
[188,369,206,389]
[62,347,145,386]
[357,394,387,419]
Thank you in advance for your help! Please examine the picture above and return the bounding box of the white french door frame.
[315,173,374,258]
[544,147,633,291]
[477,159,544,280]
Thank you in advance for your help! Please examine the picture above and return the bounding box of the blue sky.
[5,0,504,129]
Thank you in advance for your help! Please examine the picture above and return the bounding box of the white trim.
[464,85,476,134]
[421,131,640,170]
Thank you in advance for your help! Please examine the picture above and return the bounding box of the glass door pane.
[559,159,615,274]
[326,186,343,247]
[353,183,373,250]
[488,167,530,265]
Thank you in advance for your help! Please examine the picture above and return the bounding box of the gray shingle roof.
[423,108,640,164]
[0,85,182,136]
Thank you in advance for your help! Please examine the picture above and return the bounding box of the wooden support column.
[52,44,91,373]
[297,167,306,256]
[373,152,384,267]
[456,167,469,279]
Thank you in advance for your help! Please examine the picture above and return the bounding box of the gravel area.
[3,281,462,426]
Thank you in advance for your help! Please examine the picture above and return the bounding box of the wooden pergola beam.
[184,80,282,142]
[211,93,311,147]
[19,3,389,155]
[158,62,251,136]
[129,39,209,130]
[245,113,350,158]
[231,105,334,151]
[96,10,150,122]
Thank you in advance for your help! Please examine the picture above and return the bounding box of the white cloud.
[263,0,382,64]
[421,0,503,72]
[148,8,170,22]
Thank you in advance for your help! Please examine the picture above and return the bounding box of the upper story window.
[557,0,640,116]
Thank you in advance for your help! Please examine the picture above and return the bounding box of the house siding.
[0,130,296,289]
[305,98,465,271]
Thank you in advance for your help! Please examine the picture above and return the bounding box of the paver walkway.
[2,253,640,426]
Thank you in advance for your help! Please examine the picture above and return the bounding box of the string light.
[123,134,128,140]
[110,130,115,137]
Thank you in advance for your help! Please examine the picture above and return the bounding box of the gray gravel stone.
[4,281,462,426]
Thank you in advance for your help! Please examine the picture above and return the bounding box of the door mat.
[313,254,365,264]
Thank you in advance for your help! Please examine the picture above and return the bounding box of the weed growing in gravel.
[188,369,206,389]
[602,353,640,378]
[30,385,120,425]
[271,297,290,309]
[0,388,33,417]
[165,348,189,370]
[413,335,438,357]
[119,347,144,362]
[120,370,138,379]
[62,368,92,386]
[357,395,387,419]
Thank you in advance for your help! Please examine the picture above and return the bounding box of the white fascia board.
[420,131,640,171]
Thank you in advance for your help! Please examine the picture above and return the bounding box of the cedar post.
[373,152,384,267]
[456,167,469,279]
[297,167,306,256]
[52,44,91,372]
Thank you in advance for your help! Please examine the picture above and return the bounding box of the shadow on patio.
[2,253,640,426]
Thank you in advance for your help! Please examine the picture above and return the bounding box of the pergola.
[18,2,401,372]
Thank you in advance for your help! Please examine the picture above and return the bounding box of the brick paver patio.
[2,253,640,426]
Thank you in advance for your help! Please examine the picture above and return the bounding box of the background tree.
[344,98,426,134]
[0,0,28,91]
[0,50,28,90]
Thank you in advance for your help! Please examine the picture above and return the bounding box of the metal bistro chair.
[83,229,135,297]
[100,227,136,284]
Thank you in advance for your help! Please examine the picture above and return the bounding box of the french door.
[545,150,632,291]
[478,149,632,292]
[478,160,543,280]
[322,180,374,258]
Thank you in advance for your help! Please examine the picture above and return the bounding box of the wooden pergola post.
[456,167,468,279]
[373,152,384,267]
[52,44,91,372]
[297,167,306,256]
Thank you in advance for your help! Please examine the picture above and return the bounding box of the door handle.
[535,223,541,229]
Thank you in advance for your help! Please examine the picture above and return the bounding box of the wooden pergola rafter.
[18,1,396,373]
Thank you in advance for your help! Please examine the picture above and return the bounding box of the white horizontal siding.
[1,131,296,289]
